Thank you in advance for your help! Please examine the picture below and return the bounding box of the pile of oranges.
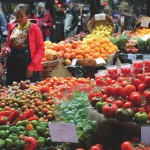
[42,37,118,66]
[135,28,150,37]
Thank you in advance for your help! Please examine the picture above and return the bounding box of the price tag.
[71,59,77,66]
[141,20,149,28]
[95,58,106,65]
[95,14,106,20]
[141,126,150,145]
[128,54,136,61]
[49,123,78,143]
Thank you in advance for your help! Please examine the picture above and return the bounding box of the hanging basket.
[87,14,115,34]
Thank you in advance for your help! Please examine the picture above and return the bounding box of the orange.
[66,43,72,49]
[26,124,34,131]
[93,52,101,58]
[42,57,47,62]
[75,55,83,59]
[84,53,90,58]
[72,41,79,49]
[64,53,70,59]
[58,44,66,51]
[101,54,106,58]
[70,52,76,59]
[64,59,72,66]
[65,48,71,53]
[57,52,63,58]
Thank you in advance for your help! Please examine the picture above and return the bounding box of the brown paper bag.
[50,63,72,78]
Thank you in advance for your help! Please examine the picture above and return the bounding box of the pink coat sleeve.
[27,25,45,71]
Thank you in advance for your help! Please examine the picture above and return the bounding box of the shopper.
[103,5,112,16]
[64,0,79,38]
[34,2,53,41]
[1,4,45,85]
[119,0,135,31]
[0,2,7,52]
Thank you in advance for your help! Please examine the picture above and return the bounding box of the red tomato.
[144,76,150,88]
[130,92,142,107]
[143,90,150,103]
[88,91,96,101]
[121,80,130,87]
[89,144,104,150]
[105,96,115,103]
[40,86,50,93]
[113,86,124,97]
[105,86,114,97]
[114,100,124,108]
[131,78,142,89]
[123,102,132,108]
[137,74,145,82]
[145,105,150,113]
[102,94,108,101]
[121,141,134,150]
[138,84,145,94]
[125,85,136,96]
[76,149,85,150]
[102,103,118,117]
[24,137,37,150]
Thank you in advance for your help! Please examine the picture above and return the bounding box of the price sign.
[141,20,149,28]
[71,59,77,66]
[49,123,78,143]
[141,126,150,145]
[95,14,106,20]
[95,58,106,65]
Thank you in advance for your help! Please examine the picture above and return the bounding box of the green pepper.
[37,137,45,148]
[15,139,24,148]
[5,138,14,149]
[36,126,47,134]
[30,120,38,128]
[8,133,18,142]
[0,130,7,139]
[45,137,52,146]
[0,139,5,149]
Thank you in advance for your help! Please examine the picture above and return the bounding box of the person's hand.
[26,69,33,79]
[43,23,47,27]
[1,50,9,57]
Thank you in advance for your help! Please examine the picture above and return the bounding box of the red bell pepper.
[28,116,39,122]
[9,110,20,122]
[23,109,34,119]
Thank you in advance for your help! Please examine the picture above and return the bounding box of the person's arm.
[44,13,53,27]
[0,12,7,34]
[27,26,45,71]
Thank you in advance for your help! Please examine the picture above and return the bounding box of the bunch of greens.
[109,34,128,51]
[137,38,146,53]
[55,91,96,149]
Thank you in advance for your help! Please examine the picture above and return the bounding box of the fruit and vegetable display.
[135,28,150,37]
[90,64,150,124]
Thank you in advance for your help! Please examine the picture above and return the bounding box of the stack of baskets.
[40,56,64,80]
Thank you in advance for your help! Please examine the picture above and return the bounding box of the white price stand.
[141,20,149,28]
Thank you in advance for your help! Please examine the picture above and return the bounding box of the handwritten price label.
[141,20,149,28]
[49,123,78,143]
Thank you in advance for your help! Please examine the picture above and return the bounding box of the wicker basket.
[87,14,115,33]
[40,57,64,80]
[134,16,150,29]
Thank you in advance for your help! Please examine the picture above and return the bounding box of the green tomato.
[0,130,7,139]
[37,137,45,148]
[8,133,18,142]
[10,126,20,134]
[44,131,50,138]
[1,125,10,130]
[45,137,52,147]
[96,101,107,113]
[5,138,14,149]
[30,120,38,128]
[18,126,26,131]
[15,139,24,148]
[0,139,5,149]
[28,132,39,140]
[135,112,148,124]
[36,126,47,134]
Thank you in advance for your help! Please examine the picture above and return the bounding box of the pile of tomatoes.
[88,73,150,123]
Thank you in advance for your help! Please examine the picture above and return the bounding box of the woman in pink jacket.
[34,2,53,41]
[2,4,45,85]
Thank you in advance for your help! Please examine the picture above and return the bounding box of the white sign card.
[141,20,149,28]
[49,123,78,143]
[141,126,150,145]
